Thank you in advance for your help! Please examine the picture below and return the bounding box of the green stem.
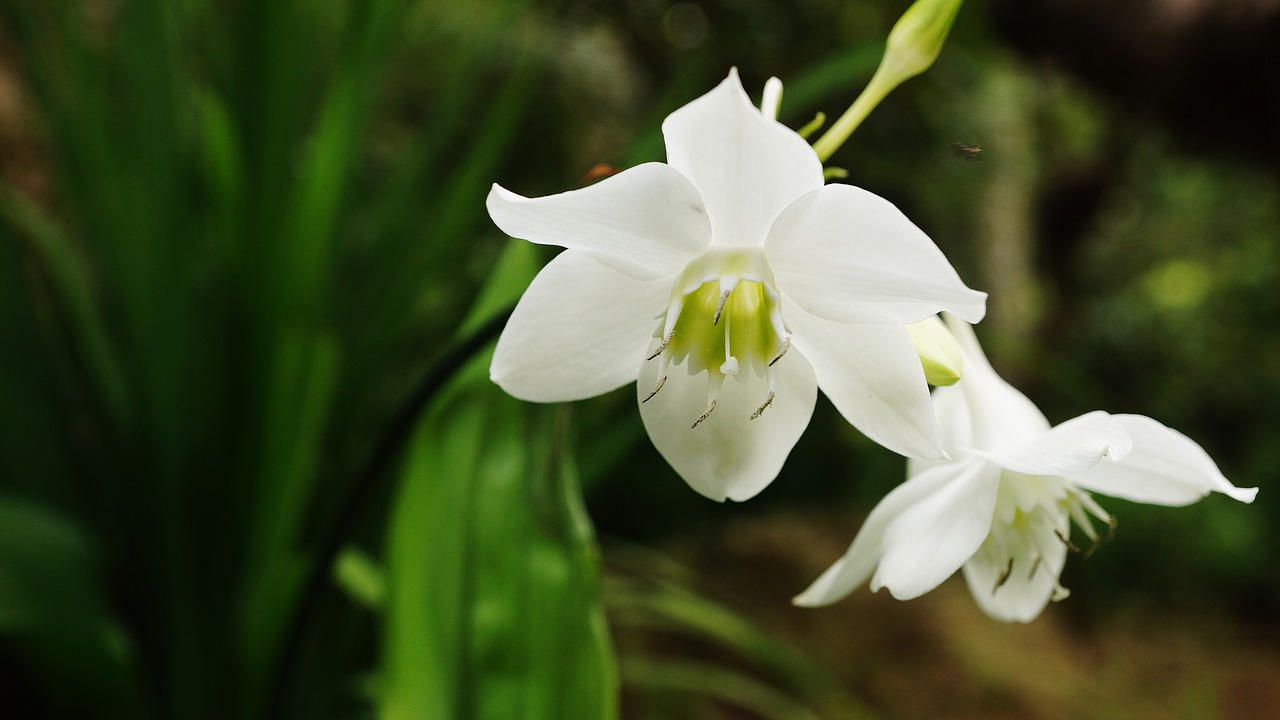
[811,64,894,162]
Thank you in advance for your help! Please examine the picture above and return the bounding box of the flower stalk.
[812,0,964,161]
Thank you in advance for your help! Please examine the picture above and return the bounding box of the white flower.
[794,315,1258,621]
[486,70,986,502]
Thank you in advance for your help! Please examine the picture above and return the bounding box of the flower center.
[982,473,1115,600]
[642,247,791,428]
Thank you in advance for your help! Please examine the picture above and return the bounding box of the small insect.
[950,142,984,162]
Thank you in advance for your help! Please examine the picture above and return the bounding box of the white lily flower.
[795,315,1258,621]
[486,70,986,502]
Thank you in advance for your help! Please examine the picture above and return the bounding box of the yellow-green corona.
[645,248,790,427]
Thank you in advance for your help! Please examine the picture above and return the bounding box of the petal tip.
[1228,486,1259,503]
[791,590,825,608]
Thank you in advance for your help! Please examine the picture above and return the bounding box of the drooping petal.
[793,461,962,607]
[786,306,943,459]
[972,410,1132,477]
[662,69,823,248]
[961,502,1070,623]
[945,316,1052,452]
[872,457,1002,600]
[636,346,817,502]
[766,184,987,324]
[491,250,670,402]
[487,162,711,279]
[1068,414,1258,506]
[907,383,972,478]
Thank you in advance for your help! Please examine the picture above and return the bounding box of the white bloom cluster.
[487,70,1256,622]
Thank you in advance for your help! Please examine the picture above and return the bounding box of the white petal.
[636,345,817,502]
[1068,414,1258,506]
[491,251,669,402]
[907,384,972,478]
[767,184,987,324]
[793,462,960,607]
[944,316,1052,452]
[973,410,1132,477]
[786,307,943,459]
[961,504,1069,623]
[662,69,823,247]
[872,458,1002,600]
[487,163,710,279]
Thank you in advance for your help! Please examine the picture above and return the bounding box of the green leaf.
[381,383,617,720]
[0,496,140,716]
[379,241,616,720]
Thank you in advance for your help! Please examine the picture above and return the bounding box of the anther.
[712,289,732,325]
[1054,529,1080,554]
[647,333,673,361]
[1026,554,1043,580]
[749,392,775,421]
[768,336,792,367]
[691,399,717,429]
[642,375,667,403]
[993,557,1014,594]
[1085,516,1117,559]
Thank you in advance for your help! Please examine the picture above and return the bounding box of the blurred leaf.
[0,189,133,431]
[334,547,387,612]
[608,548,881,720]
[379,240,616,720]
[381,380,617,720]
[622,658,825,720]
[0,496,139,716]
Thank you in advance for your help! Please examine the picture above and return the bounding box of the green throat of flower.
[643,247,791,428]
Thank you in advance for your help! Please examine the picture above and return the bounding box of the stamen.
[1078,492,1113,526]
[1083,539,1101,559]
[992,556,1014,594]
[647,332,673,361]
[691,399,717,429]
[661,295,686,340]
[1054,529,1080,554]
[1026,553,1042,581]
[749,392,775,421]
[712,289,732,325]
[768,336,791,367]
[691,374,726,428]
[1067,501,1099,543]
[642,375,666,403]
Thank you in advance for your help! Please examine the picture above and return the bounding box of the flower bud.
[883,0,964,85]
[907,315,963,386]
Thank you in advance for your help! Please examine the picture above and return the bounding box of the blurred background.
[1,0,1278,718]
